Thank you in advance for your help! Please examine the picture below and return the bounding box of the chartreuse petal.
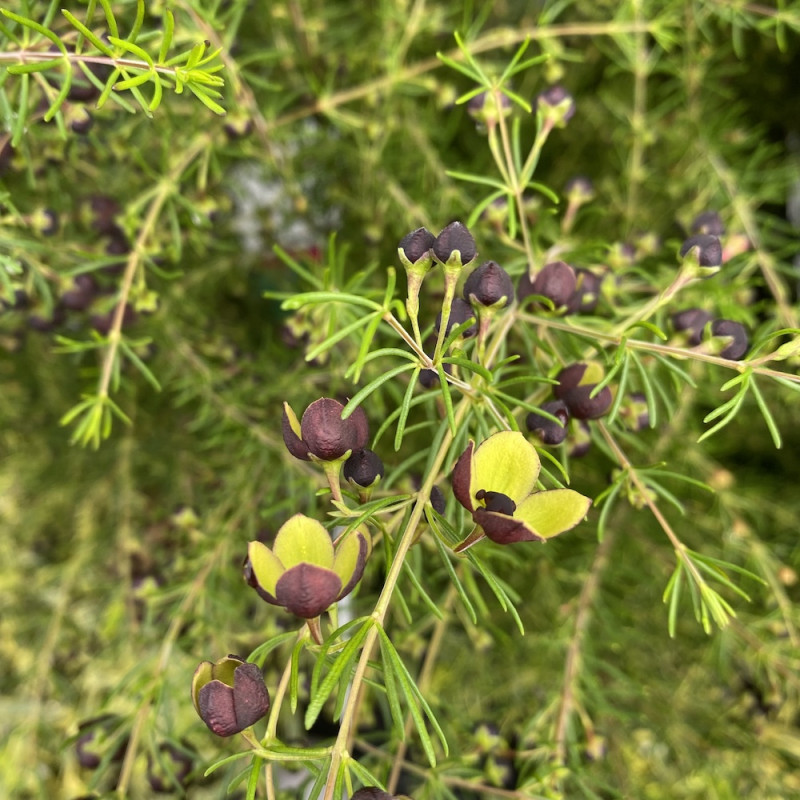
[273,514,335,570]
[192,661,214,712]
[332,528,365,588]
[514,489,591,539]
[248,541,286,597]
[471,431,541,506]
[283,401,302,437]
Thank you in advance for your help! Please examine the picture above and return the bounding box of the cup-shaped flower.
[244,514,370,618]
[452,431,590,545]
[191,655,270,737]
[282,398,369,462]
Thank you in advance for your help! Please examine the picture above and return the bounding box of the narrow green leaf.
[341,364,416,422]
[305,620,372,729]
[7,58,65,74]
[0,9,66,51]
[434,536,477,624]
[158,9,174,63]
[437,364,456,437]
[282,291,381,312]
[61,10,115,55]
[187,83,226,115]
[394,367,420,451]
[305,313,373,362]
[749,377,782,449]
[107,35,153,67]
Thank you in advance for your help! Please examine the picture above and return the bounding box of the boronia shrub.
[2,2,799,799]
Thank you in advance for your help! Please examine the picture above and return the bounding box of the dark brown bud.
[343,448,384,488]
[520,261,577,309]
[565,268,602,314]
[430,486,446,515]
[300,399,369,461]
[60,274,97,312]
[536,85,576,123]
[553,363,589,400]
[399,227,435,265]
[691,211,725,237]
[711,319,749,360]
[526,400,570,445]
[435,298,477,338]
[433,221,476,267]
[564,176,594,202]
[679,234,722,267]
[671,308,712,346]
[463,261,514,307]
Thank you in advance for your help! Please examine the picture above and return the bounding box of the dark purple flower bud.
[535,85,576,124]
[429,486,446,515]
[520,262,577,309]
[467,90,512,126]
[191,655,271,737]
[28,308,66,332]
[419,360,452,389]
[40,208,59,236]
[70,107,94,135]
[671,308,712,346]
[60,274,97,312]
[621,393,650,432]
[283,398,369,462]
[691,211,725,237]
[75,715,128,770]
[433,221,477,268]
[553,363,589,400]
[711,319,749,360]
[89,195,121,235]
[526,400,570,445]
[565,268,602,314]
[564,176,594,202]
[679,234,722,268]
[554,363,612,420]
[343,448,384,488]
[435,297,477,338]
[463,261,514,308]
[398,227,435,266]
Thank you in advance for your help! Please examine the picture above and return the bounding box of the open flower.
[244,514,370,619]
[452,431,590,545]
[191,655,270,737]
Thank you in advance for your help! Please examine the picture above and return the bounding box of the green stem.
[322,399,471,800]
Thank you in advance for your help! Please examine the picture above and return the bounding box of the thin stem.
[97,137,211,404]
[322,399,471,800]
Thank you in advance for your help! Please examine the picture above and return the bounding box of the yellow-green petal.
[191,661,214,712]
[247,541,286,597]
[273,514,334,569]
[514,489,591,539]
[332,527,367,591]
[471,431,540,505]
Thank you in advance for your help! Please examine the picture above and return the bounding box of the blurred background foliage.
[1,0,800,798]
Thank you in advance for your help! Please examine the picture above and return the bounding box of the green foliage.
[2,1,800,800]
